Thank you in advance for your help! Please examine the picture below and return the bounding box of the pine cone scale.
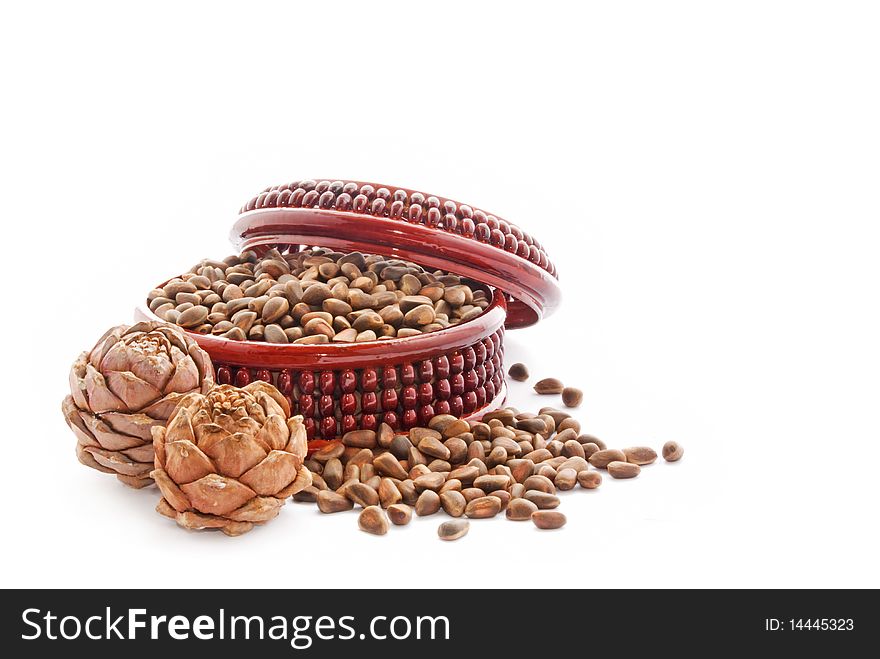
[79,414,145,450]
[120,445,154,463]
[227,497,284,523]
[179,474,256,516]
[239,450,302,496]
[164,355,200,393]
[99,412,157,441]
[153,469,191,512]
[164,440,215,485]
[85,446,154,477]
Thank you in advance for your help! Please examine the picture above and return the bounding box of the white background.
[1,1,878,589]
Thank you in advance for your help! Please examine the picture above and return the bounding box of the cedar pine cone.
[151,382,311,536]
[63,321,215,488]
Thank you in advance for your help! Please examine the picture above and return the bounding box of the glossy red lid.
[232,179,561,329]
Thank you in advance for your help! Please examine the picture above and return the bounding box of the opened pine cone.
[151,381,311,536]
[63,321,215,488]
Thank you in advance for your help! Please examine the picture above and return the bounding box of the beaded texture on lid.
[233,179,561,329]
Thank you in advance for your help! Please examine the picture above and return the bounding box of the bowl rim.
[137,284,507,370]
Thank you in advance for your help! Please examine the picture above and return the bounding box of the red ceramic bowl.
[137,178,560,441]
[136,283,507,440]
